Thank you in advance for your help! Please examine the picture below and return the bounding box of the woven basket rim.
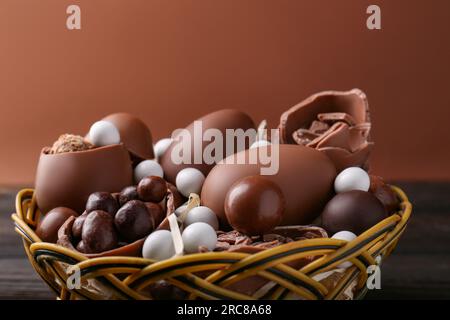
[11,186,412,300]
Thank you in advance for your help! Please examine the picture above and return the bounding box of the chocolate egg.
[36,207,79,243]
[321,190,388,235]
[160,109,255,183]
[102,113,154,162]
[35,144,133,213]
[201,144,336,227]
[224,176,285,235]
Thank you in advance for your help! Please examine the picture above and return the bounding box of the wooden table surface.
[1,182,449,300]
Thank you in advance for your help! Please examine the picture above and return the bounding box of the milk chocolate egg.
[224,176,285,235]
[160,109,255,184]
[102,113,154,162]
[201,144,336,227]
[35,144,133,213]
[36,207,79,243]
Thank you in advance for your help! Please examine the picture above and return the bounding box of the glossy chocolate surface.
[114,200,154,242]
[321,190,387,235]
[224,176,285,235]
[137,176,167,203]
[201,144,336,227]
[85,192,119,216]
[80,210,118,253]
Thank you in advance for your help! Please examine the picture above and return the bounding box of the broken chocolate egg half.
[35,144,133,214]
[278,89,373,172]
[100,113,155,165]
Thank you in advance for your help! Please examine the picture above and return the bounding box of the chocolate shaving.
[292,129,319,145]
[309,120,330,134]
[215,225,327,252]
[317,112,356,126]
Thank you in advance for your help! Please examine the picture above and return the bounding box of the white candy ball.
[176,168,205,197]
[250,140,271,149]
[134,160,164,183]
[174,204,188,217]
[142,230,175,261]
[334,167,370,193]
[184,206,219,230]
[182,222,217,253]
[88,120,121,147]
[332,231,357,242]
[332,231,357,269]
[154,138,173,160]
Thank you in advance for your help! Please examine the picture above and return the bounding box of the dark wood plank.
[1,182,449,299]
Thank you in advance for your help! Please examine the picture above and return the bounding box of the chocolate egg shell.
[321,190,388,235]
[102,113,154,161]
[35,144,133,213]
[224,176,285,236]
[36,207,79,243]
[279,89,372,171]
[201,144,336,227]
[280,89,369,144]
[160,109,255,184]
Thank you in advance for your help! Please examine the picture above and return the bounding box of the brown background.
[1,0,449,185]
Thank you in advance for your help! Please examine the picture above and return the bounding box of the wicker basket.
[11,187,412,300]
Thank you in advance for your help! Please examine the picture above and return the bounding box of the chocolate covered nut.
[145,202,165,227]
[36,207,79,243]
[118,186,139,206]
[81,210,118,253]
[72,211,89,240]
[115,200,155,242]
[76,240,89,253]
[321,190,387,235]
[317,112,356,126]
[86,192,119,216]
[137,176,167,203]
[309,120,330,134]
[224,176,285,236]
